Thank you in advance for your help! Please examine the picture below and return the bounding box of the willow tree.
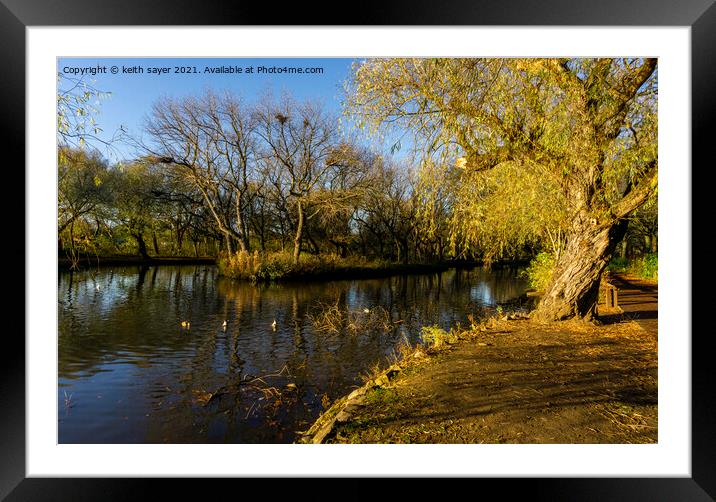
[347,58,657,321]
[433,158,569,262]
[57,73,118,156]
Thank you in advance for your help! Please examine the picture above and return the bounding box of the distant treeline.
[58,93,477,267]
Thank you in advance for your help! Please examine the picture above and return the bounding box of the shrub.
[421,325,457,349]
[218,250,392,282]
[603,253,658,281]
[255,252,295,281]
[217,250,263,281]
[523,252,555,292]
[630,253,658,280]
[607,256,629,273]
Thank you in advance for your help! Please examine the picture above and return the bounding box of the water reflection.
[58,265,527,443]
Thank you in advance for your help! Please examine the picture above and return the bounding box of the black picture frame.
[3,0,710,499]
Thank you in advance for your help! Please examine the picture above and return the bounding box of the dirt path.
[324,278,658,444]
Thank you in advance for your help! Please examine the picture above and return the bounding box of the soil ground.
[326,274,658,444]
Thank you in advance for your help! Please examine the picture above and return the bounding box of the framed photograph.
[4,0,711,499]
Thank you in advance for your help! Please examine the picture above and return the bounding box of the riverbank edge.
[296,311,656,444]
[296,273,651,445]
[58,255,217,269]
[295,321,491,444]
[218,258,530,284]
[234,262,453,284]
[59,255,529,282]
[295,360,411,444]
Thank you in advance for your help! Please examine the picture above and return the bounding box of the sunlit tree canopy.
[347,57,657,319]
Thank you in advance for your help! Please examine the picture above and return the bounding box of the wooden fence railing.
[601,281,619,309]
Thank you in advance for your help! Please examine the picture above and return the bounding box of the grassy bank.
[217,250,450,283]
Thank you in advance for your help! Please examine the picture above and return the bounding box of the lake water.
[58,265,528,443]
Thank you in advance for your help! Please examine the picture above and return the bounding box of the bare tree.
[255,96,368,264]
[144,91,258,253]
[355,160,417,264]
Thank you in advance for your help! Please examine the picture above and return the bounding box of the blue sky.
[58,57,367,161]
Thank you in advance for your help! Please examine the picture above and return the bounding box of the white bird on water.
[221,320,227,331]
[271,319,277,331]
[363,308,371,314]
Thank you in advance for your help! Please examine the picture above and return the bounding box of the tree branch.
[613,161,657,219]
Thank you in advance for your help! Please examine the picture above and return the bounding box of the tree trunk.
[532,218,627,322]
[306,229,320,255]
[152,231,160,255]
[224,232,233,255]
[235,189,249,252]
[134,232,150,260]
[293,200,304,265]
[619,238,627,259]
[68,220,75,254]
[176,226,185,252]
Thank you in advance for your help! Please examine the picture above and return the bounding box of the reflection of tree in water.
[58,265,527,443]
[59,266,214,378]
